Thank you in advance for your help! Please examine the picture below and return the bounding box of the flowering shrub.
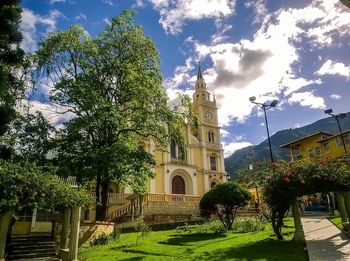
[239,156,350,240]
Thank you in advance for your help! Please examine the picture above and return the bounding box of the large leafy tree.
[36,10,186,220]
[0,0,25,141]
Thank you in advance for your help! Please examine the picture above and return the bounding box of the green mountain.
[224,112,350,179]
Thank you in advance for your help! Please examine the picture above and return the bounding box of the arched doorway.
[172,175,185,194]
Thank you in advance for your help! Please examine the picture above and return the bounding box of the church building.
[106,66,228,222]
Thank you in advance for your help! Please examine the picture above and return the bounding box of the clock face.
[204,111,213,121]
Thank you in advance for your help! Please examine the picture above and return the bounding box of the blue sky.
[21,0,350,157]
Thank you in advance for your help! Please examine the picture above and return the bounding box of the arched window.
[211,182,216,188]
[170,140,186,161]
[208,131,215,143]
[210,155,217,171]
[172,176,185,194]
[170,139,176,158]
[178,146,185,160]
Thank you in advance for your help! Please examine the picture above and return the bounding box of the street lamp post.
[324,109,347,154]
[249,96,278,163]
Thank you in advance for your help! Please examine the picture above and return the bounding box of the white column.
[192,172,198,195]
[30,207,37,232]
[204,172,209,192]
[149,178,156,193]
[220,145,225,173]
[149,140,156,193]
[68,207,81,261]
[187,125,194,165]
[164,168,170,194]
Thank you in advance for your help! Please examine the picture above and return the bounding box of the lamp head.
[270,100,278,107]
[249,96,256,102]
[339,113,347,118]
[324,109,333,115]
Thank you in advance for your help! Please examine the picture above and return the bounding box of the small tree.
[134,215,150,245]
[199,182,251,230]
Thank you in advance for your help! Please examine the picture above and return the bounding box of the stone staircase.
[108,197,142,222]
[7,234,58,261]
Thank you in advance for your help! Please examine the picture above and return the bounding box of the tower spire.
[197,62,203,80]
[195,63,206,90]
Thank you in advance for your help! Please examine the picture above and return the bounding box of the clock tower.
[192,65,227,190]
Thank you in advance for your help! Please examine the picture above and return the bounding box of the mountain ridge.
[224,112,350,179]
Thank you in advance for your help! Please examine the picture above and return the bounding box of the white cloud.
[102,0,114,6]
[316,60,350,79]
[281,74,322,96]
[245,0,267,24]
[75,13,87,21]
[330,94,342,100]
[220,129,230,137]
[299,1,350,48]
[103,18,111,25]
[163,0,349,126]
[18,100,75,128]
[20,9,62,53]
[222,141,252,157]
[49,0,65,4]
[288,91,326,109]
[143,0,236,34]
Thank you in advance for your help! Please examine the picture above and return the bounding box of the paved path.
[302,215,350,261]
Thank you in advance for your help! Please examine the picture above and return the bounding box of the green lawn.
[329,216,342,230]
[79,219,308,261]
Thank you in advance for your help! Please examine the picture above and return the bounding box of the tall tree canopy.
[36,10,187,220]
[0,0,26,157]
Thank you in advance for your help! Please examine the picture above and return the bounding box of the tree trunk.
[0,212,11,261]
[341,192,350,231]
[60,208,71,251]
[96,180,109,221]
[271,210,284,240]
[291,199,305,242]
[336,192,348,227]
[67,207,81,261]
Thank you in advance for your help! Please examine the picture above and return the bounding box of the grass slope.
[79,219,308,261]
[329,217,342,230]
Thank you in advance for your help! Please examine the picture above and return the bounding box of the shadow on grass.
[116,256,144,261]
[160,233,227,246]
[193,238,308,261]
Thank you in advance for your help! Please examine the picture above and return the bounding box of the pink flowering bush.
[238,156,350,240]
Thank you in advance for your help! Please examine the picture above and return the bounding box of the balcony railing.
[169,159,187,165]
[144,193,201,203]
[205,142,221,149]
[90,192,132,205]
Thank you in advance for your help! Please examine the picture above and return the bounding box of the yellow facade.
[94,67,229,221]
[281,130,350,160]
[145,67,228,197]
